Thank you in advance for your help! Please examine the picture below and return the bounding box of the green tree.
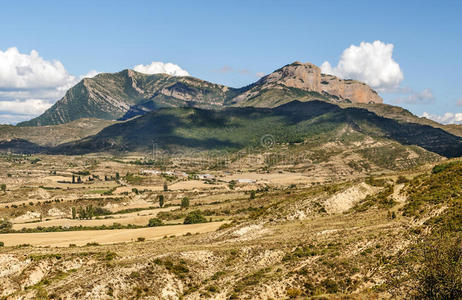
[158,195,165,208]
[115,172,120,180]
[85,205,94,219]
[163,182,168,191]
[250,190,256,199]
[71,207,77,219]
[72,175,75,184]
[0,184,6,192]
[183,211,207,224]
[78,206,85,219]
[181,197,190,209]
[0,218,12,231]
[228,180,236,190]
[148,218,163,227]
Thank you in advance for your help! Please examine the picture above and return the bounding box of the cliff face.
[232,62,382,106]
[320,74,382,104]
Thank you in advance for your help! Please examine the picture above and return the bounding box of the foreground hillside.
[0,155,460,299]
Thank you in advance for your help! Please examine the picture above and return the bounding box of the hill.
[18,62,382,126]
[0,118,115,153]
[51,101,461,169]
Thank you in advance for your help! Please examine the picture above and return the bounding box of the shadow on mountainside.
[4,100,462,157]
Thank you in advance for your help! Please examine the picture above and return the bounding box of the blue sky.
[0,0,461,124]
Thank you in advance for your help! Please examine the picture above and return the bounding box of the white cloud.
[422,112,462,124]
[391,88,435,104]
[0,99,52,115]
[0,48,188,124]
[0,48,106,124]
[321,41,403,92]
[0,47,77,89]
[133,62,189,76]
[80,70,100,80]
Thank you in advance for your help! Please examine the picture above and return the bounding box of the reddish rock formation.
[251,61,383,104]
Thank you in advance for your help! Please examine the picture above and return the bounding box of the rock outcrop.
[232,62,382,105]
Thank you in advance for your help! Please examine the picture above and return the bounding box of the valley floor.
[0,154,460,299]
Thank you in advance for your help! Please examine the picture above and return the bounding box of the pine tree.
[163,182,168,191]
[158,195,165,208]
[181,197,190,209]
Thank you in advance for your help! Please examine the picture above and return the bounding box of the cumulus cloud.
[391,88,435,104]
[133,62,189,76]
[80,70,100,79]
[0,47,77,89]
[0,48,188,123]
[422,112,462,125]
[321,41,403,92]
[0,47,104,124]
[0,99,52,115]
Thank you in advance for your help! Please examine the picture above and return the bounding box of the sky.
[0,0,461,124]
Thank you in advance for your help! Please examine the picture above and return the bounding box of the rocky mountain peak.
[258,61,383,104]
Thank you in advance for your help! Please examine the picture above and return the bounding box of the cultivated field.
[0,153,460,299]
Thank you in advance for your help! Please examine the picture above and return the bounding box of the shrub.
[183,211,207,224]
[432,162,457,174]
[396,175,409,184]
[321,278,339,294]
[0,219,12,231]
[93,207,112,216]
[412,235,462,299]
[0,241,4,247]
[286,288,302,298]
[148,218,163,227]
[137,237,146,242]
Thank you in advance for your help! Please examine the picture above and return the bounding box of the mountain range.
[0,61,458,169]
[18,62,382,126]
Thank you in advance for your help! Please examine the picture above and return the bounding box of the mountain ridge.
[50,100,462,161]
[18,62,382,126]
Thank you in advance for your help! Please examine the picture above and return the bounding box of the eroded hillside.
[0,154,461,299]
